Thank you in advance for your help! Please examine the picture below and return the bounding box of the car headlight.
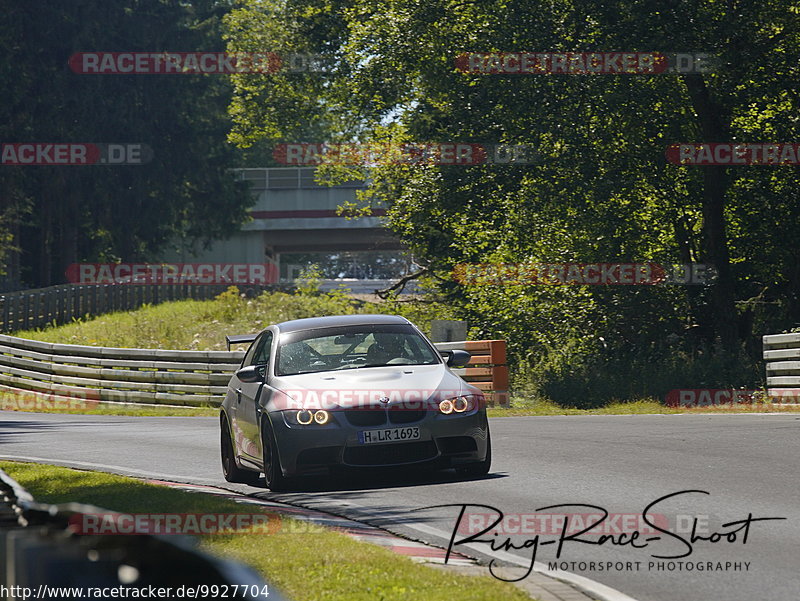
[438,395,477,415]
[453,396,470,412]
[287,409,331,426]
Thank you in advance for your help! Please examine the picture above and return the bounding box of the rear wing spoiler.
[225,333,258,351]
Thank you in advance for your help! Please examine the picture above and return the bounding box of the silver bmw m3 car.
[220,314,491,491]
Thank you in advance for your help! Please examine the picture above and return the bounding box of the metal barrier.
[0,334,244,406]
[0,283,293,333]
[0,334,508,407]
[763,332,800,402]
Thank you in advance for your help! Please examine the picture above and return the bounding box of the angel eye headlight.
[438,399,454,414]
[296,410,313,425]
[314,410,330,424]
[453,396,470,412]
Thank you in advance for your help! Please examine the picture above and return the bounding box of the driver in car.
[366,332,408,365]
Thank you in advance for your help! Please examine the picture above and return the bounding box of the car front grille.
[343,409,387,427]
[388,408,428,424]
[344,406,429,426]
[343,441,438,466]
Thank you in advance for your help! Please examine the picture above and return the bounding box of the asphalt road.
[1,411,796,601]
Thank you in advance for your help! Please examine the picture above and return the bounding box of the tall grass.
[15,287,452,351]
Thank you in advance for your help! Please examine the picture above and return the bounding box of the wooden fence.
[0,335,509,408]
[436,339,509,405]
[0,283,292,333]
[763,333,800,402]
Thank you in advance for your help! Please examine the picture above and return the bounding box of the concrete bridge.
[165,168,405,280]
[239,167,401,254]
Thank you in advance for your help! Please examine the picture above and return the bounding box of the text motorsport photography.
[429,490,785,581]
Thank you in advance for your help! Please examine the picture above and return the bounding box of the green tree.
[0,0,250,287]
[223,0,800,401]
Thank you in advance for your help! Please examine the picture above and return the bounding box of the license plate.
[358,427,420,445]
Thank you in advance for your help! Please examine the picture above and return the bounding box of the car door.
[235,331,274,461]
[227,333,262,461]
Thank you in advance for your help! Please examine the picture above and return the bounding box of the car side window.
[241,334,262,367]
[251,331,273,366]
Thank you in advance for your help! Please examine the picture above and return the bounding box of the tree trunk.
[683,75,739,350]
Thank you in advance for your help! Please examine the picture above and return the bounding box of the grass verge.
[0,461,532,601]
[13,288,448,352]
[487,398,800,417]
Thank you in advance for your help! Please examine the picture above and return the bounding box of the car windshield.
[276,324,440,376]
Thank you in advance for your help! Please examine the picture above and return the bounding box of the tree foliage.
[0,0,250,288]
[18,0,786,403]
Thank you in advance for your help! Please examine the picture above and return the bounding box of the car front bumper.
[270,408,490,476]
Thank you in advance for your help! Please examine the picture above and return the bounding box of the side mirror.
[445,349,471,368]
[236,365,264,383]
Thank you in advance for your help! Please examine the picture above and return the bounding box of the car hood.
[270,363,475,410]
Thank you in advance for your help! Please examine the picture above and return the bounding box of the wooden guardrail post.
[434,340,509,406]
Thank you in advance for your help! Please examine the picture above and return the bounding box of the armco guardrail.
[0,335,508,407]
[0,334,245,406]
[0,469,285,598]
[763,333,800,401]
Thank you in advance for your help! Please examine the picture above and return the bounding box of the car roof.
[274,314,411,334]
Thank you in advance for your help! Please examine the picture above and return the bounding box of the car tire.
[220,417,261,485]
[261,417,290,492]
[456,430,491,478]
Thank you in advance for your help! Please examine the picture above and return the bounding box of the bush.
[525,341,762,409]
